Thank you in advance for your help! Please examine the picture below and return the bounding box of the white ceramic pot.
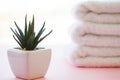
[7,48,51,80]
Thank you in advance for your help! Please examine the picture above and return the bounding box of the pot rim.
[8,48,51,53]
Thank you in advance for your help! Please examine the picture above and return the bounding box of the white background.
[0,0,117,46]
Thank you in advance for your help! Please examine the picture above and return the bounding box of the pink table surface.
[1,45,120,80]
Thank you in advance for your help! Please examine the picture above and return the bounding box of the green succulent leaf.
[11,15,52,50]
[13,35,24,48]
[10,28,24,46]
[38,30,53,43]
[24,15,28,48]
[14,21,24,38]
[27,32,35,50]
[34,21,45,43]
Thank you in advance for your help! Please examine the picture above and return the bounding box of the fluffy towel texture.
[66,46,120,67]
[68,1,120,67]
[78,1,120,13]
[72,46,120,57]
[76,11,120,24]
[72,34,120,47]
[75,1,120,23]
[72,22,120,36]
[69,54,120,67]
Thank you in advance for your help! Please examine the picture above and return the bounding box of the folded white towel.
[72,34,120,47]
[72,22,120,36]
[75,1,120,23]
[65,45,120,67]
[76,12,120,23]
[78,1,120,13]
[68,52,120,67]
[72,46,120,57]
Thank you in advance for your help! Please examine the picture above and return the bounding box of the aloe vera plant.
[10,15,53,50]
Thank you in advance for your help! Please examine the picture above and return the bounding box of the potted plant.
[7,15,53,80]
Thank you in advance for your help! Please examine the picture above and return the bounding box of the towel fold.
[72,46,120,57]
[72,34,120,47]
[75,1,120,23]
[76,12,120,24]
[72,22,120,36]
[78,1,120,13]
[69,55,120,67]
[66,45,120,67]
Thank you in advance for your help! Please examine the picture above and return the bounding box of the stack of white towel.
[69,1,120,67]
